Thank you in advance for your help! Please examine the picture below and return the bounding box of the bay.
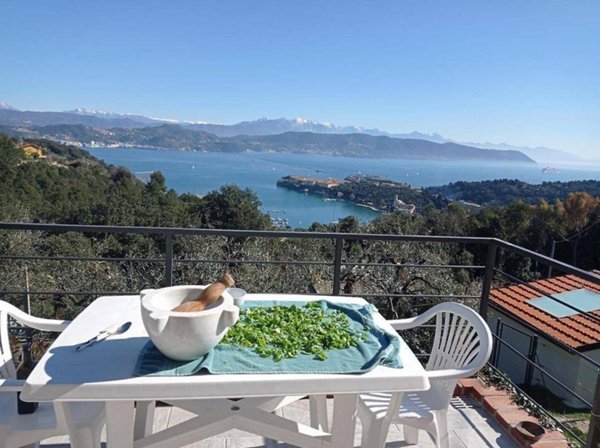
[88,147,600,228]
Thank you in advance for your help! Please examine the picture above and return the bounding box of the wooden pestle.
[172,273,235,312]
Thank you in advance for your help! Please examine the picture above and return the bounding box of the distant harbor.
[270,216,290,228]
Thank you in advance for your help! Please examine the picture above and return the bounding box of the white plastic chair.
[0,300,105,448]
[357,302,493,448]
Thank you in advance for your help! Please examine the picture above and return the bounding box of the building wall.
[488,309,596,409]
[22,145,43,158]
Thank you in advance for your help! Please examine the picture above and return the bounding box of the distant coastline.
[2,123,536,164]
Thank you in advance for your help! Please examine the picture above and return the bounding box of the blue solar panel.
[528,288,600,318]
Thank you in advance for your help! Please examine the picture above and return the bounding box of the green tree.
[199,185,271,230]
[0,134,23,169]
[145,171,167,196]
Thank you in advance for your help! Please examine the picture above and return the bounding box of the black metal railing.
[0,222,599,446]
[0,222,495,307]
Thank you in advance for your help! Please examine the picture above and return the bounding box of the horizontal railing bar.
[0,290,336,297]
[485,364,586,446]
[0,290,139,296]
[490,304,600,369]
[496,238,600,284]
[341,263,485,269]
[0,222,494,244]
[339,293,481,299]
[0,255,165,263]
[0,255,484,270]
[175,260,482,269]
[493,334,593,407]
[173,259,332,266]
[494,268,600,325]
[0,290,479,301]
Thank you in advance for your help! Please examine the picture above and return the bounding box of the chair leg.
[359,416,371,448]
[404,425,419,445]
[433,409,449,448]
[309,395,329,431]
[69,426,102,448]
[362,417,392,448]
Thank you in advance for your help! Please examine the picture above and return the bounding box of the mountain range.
[1,122,535,163]
[0,101,570,163]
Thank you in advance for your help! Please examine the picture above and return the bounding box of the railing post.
[479,241,498,320]
[524,335,538,388]
[492,318,502,367]
[332,238,344,296]
[164,232,174,287]
[547,239,556,278]
[587,370,600,448]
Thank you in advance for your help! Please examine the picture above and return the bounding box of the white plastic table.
[22,294,429,448]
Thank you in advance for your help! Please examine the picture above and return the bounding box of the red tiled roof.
[490,270,600,350]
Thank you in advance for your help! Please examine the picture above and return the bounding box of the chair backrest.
[0,302,17,379]
[420,302,493,399]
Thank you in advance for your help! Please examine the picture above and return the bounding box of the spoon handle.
[75,322,132,351]
[75,336,100,351]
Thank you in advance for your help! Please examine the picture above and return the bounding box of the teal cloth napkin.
[134,300,403,376]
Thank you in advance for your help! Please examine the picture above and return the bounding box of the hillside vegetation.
[0,134,270,229]
[0,133,597,327]
[426,179,600,205]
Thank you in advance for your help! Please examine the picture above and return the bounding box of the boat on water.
[542,166,560,174]
[270,216,289,229]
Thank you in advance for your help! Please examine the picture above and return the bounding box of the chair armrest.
[0,379,25,392]
[387,317,421,330]
[426,369,471,381]
[0,300,70,332]
[388,310,438,330]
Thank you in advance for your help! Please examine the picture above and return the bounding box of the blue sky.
[1,1,599,157]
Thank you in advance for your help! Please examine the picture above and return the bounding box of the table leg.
[309,395,329,431]
[331,393,358,448]
[106,401,135,448]
[134,401,156,439]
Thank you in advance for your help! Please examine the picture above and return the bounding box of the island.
[276,174,449,213]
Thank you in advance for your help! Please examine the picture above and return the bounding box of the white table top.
[22,294,429,402]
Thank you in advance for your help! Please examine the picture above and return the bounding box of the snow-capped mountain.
[184,116,391,137]
[0,101,580,163]
[68,108,166,125]
[0,101,17,111]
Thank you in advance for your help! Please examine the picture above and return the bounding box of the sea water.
[88,147,600,228]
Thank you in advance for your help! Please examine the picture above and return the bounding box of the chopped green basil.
[222,301,368,361]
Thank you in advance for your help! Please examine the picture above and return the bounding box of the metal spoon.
[76,321,132,351]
